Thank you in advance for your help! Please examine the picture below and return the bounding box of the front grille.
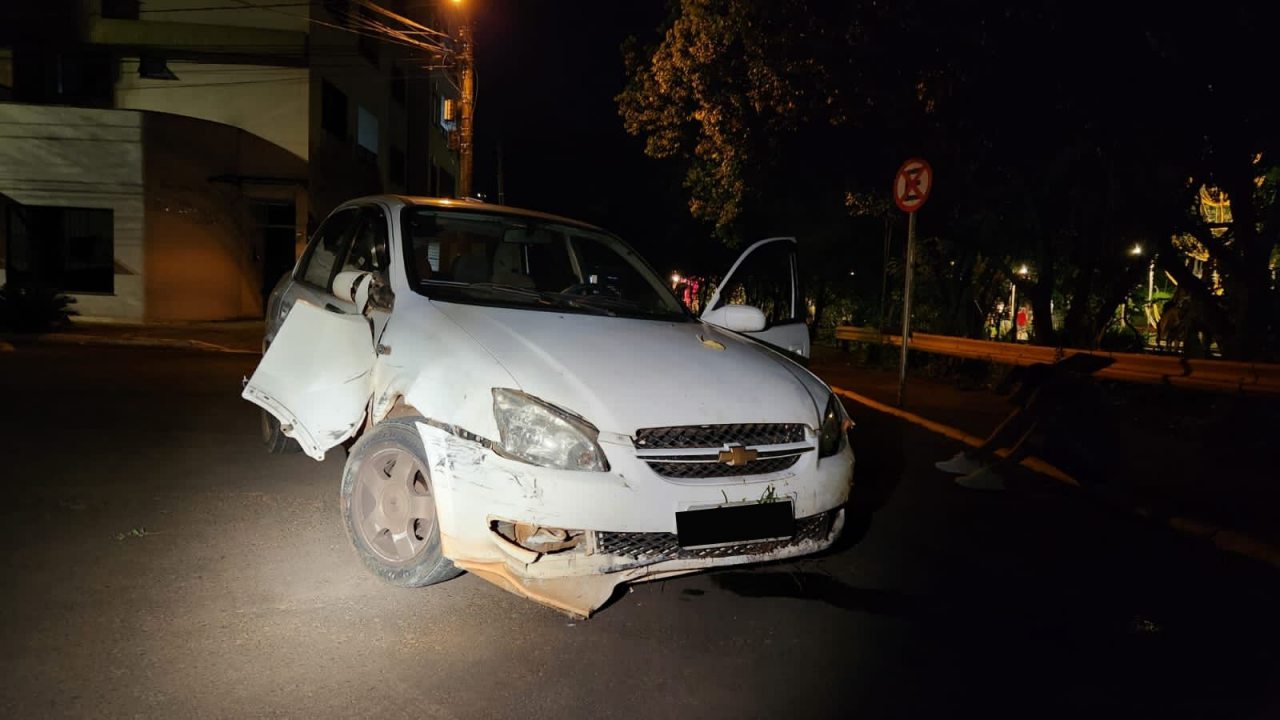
[634,423,806,450]
[597,512,833,568]
[647,455,800,479]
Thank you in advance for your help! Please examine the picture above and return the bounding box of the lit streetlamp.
[1009,265,1029,341]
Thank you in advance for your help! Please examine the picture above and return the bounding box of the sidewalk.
[1,319,264,354]
[810,345,1280,564]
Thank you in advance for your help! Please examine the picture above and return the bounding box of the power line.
[135,0,453,46]
[222,0,453,57]
[138,1,311,11]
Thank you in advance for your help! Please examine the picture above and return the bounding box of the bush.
[0,283,78,332]
[1098,326,1146,352]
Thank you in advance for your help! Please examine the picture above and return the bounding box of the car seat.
[451,252,490,284]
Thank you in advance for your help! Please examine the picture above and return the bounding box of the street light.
[1130,243,1144,257]
[1010,264,1029,340]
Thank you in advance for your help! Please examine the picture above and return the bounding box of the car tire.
[258,337,302,454]
[340,418,462,588]
[261,408,302,454]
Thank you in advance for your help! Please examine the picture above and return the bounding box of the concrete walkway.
[811,346,1280,566]
[1,319,264,354]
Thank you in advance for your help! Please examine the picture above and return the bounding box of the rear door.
[702,237,810,358]
[244,204,394,460]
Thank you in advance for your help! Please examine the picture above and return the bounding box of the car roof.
[344,195,605,232]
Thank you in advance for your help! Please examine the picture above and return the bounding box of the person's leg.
[936,402,1034,474]
[955,421,1040,490]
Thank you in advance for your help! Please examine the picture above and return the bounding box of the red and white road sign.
[893,158,933,213]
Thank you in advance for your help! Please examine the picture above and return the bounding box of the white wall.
[136,0,310,33]
[0,104,145,321]
[116,62,309,161]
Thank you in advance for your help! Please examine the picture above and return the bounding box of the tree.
[620,0,1278,357]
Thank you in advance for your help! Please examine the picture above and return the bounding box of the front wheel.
[259,338,301,454]
[261,408,301,454]
[340,419,461,587]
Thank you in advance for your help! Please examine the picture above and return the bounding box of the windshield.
[401,208,690,321]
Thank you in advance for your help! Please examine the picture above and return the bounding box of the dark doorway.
[254,201,297,314]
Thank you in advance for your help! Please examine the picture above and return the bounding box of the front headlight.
[492,389,609,471]
[818,393,848,457]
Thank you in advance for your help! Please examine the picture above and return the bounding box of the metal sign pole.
[891,156,931,407]
[897,210,916,407]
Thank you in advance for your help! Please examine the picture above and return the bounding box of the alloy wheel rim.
[353,446,436,564]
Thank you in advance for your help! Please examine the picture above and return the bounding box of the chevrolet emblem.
[717,446,759,467]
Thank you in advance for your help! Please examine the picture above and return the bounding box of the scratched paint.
[242,197,857,615]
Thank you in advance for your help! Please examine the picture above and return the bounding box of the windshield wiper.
[554,292,679,318]
[450,283,617,316]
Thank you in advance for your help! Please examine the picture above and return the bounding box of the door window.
[298,207,360,290]
[714,240,800,326]
[339,207,390,275]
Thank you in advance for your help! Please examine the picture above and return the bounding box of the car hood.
[431,301,826,435]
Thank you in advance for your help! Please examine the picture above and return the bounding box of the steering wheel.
[562,282,622,298]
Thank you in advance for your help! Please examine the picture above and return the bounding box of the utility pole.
[456,18,475,198]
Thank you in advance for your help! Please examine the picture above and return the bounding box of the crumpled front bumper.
[416,422,853,617]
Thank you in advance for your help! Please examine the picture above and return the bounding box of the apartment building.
[0,0,462,321]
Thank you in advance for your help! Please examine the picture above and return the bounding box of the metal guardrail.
[834,326,1280,395]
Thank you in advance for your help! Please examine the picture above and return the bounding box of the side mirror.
[332,270,373,308]
[701,303,767,333]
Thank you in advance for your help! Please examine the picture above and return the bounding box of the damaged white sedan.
[244,196,855,616]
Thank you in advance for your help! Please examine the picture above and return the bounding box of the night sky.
[469,0,726,275]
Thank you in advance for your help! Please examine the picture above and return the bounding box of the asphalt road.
[1,345,1277,719]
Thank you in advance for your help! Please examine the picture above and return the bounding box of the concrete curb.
[0,332,259,355]
[831,384,1280,571]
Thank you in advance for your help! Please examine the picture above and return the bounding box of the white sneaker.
[935,452,985,475]
[955,467,1006,491]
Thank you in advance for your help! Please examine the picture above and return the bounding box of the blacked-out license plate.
[676,501,795,549]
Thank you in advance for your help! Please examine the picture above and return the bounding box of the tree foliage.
[620,0,1278,358]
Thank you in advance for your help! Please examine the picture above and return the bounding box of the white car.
[244,196,855,616]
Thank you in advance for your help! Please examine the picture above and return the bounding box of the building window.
[356,106,379,160]
[439,96,456,132]
[5,205,114,293]
[101,0,140,20]
[391,66,405,107]
[321,80,348,139]
[390,146,406,186]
